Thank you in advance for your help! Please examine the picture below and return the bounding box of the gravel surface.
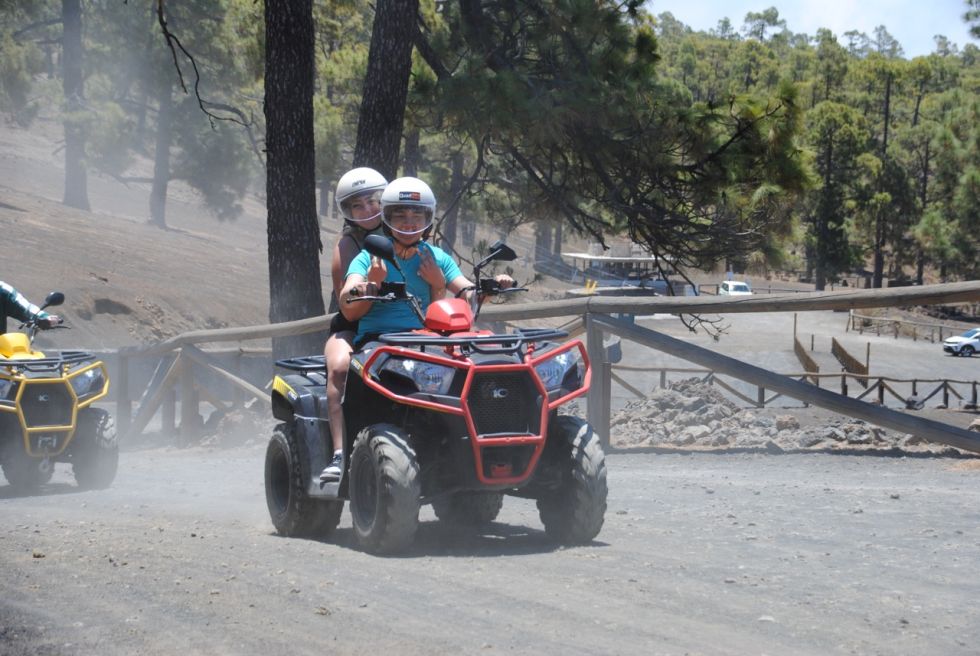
[2,443,980,656]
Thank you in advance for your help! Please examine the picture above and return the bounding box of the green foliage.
[0,30,41,124]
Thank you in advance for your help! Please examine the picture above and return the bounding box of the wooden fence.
[608,364,977,411]
[831,337,869,388]
[848,309,978,342]
[113,281,980,454]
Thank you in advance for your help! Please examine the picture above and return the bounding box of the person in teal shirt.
[322,177,512,481]
[338,176,512,347]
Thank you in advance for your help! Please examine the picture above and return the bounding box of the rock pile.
[607,378,972,456]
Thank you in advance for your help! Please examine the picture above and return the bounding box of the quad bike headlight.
[380,357,456,395]
[534,350,584,392]
[68,366,107,401]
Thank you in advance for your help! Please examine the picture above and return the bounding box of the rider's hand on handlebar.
[494,274,515,290]
[348,282,378,299]
[38,315,63,329]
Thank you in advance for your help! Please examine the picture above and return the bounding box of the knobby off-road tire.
[536,415,608,545]
[432,492,504,527]
[349,424,420,554]
[264,423,343,538]
[1,448,54,490]
[71,408,119,490]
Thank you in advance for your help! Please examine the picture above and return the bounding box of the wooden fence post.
[162,388,176,435]
[116,354,131,435]
[943,382,950,408]
[179,351,201,444]
[659,369,666,389]
[585,313,611,450]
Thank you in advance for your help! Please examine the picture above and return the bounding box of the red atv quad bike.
[265,235,607,554]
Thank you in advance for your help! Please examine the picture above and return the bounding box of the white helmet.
[380,177,436,241]
[335,167,387,224]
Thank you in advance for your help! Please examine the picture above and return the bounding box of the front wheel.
[264,423,343,538]
[961,345,975,357]
[71,408,119,490]
[536,416,608,545]
[1,448,54,490]
[349,424,420,554]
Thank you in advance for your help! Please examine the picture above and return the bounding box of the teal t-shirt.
[346,240,462,342]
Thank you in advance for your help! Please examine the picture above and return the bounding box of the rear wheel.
[536,416,608,545]
[264,423,343,538]
[71,408,118,490]
[432,492,503,527]
[349,424,420,554]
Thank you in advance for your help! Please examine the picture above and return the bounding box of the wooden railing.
[831,337,869,388]
[115,281,980,454]
[848,309,977,342]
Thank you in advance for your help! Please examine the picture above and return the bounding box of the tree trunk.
[62,0,90,211]
[402,128,420,176]
[871,73,893,289]
[535,220,553,263]
[149,84,172,229]
[352,0,418,179]
[265,0,325,360]
[439,151,463,253]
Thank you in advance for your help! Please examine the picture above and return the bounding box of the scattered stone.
[606,378,977,457]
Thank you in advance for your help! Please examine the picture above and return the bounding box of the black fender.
[270,374,334,497]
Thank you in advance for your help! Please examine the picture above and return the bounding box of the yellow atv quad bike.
[0,291,117,490]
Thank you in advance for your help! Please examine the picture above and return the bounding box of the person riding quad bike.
[265,178,607,554]
[0,288,117,490]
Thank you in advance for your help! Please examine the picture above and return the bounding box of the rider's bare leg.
[321,330,354,480]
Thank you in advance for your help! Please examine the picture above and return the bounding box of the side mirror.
[487,241,517,262]
[42,291,65,309]
[363,233,405,277]
[475,241,517,272]
[364,234,395,263]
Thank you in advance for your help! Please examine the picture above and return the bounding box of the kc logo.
[479,381,509,400]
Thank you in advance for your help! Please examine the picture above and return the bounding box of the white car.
[943,327,980,357]
[719,280,752,296]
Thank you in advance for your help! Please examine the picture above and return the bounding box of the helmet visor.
[383,205,433,237]
[340,190,383,224]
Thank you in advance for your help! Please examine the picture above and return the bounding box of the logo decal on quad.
[479,380,508,400]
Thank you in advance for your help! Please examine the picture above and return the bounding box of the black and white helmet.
[335,167,387,224]
[380,177,436,241]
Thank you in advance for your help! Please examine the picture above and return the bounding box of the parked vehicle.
[719,280,752,296]
[943,327,980,357]
[0,292,117,490]
[265,236,608,554]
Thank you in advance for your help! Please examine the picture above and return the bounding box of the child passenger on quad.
[321,176,513,481]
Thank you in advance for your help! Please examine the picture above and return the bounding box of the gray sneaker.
[320,452,343,481]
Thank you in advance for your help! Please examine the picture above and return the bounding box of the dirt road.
[2,445,978,655]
